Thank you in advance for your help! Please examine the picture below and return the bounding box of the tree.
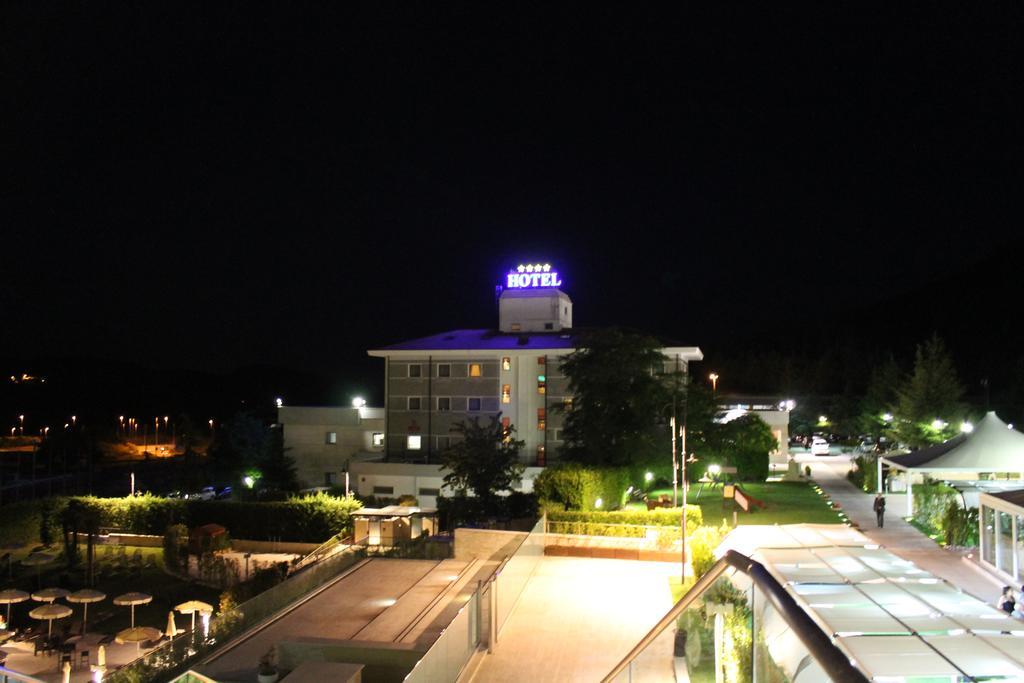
[559,328,677,466]
[689,413,776,481]
[857,354,902,437]
[893,335,965,448]
[441,415,525,508]
[208,413,298,495]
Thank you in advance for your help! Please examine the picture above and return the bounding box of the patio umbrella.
[1,542,23,578]
[0,588,30,627]
[67,589,106,634]
[115,625,162,653]
[21,552,56,589]
[165,610,179,638]
[113,592,152,628]
[29,602,72,638]
[97,644,106,668]
[175,599,214,632]
[32,587,70,603]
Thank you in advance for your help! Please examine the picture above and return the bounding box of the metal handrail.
[601,549,870,683]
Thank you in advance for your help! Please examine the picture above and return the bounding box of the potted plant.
[257,646,279,683]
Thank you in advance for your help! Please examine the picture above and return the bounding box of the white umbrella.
[97,643,106,668]
[29,602,72,638]
[67,588,106,634]
[0,588,30,627]
[165,610,179,638]
[31,587,70,603]
[116,625,162,653]
[113,592,152,628]
[175,599,214,633]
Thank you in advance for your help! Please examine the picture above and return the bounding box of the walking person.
[873,493,886,528]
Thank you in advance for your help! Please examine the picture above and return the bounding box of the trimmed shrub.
[847,454,878,493]
[163,524,189,573]
[912,482,958,531]
[437,492,538,529]
[534,463,630,510]
[689,521,730,577]
[548,507,703,537]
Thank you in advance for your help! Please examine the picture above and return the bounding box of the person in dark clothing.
[873,493,886,528]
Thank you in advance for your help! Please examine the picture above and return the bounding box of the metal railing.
[602,550,869,683]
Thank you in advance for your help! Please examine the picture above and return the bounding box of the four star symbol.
[513,263,554,274]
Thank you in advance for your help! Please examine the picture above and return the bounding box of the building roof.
[369,328,578,353]
[983,488,1024,508]
[720,524,1024,680]
[368,328,703,358]
[883,412,1024,472]
[353,506,438,518]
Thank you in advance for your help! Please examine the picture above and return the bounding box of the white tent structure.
[881,412,1024,516]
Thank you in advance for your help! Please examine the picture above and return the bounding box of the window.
[537,374,546,395]
[437,397,451,411]
[502,357,511,371]
[325,431,337,444]
[544,322,554,330]
[372,432,384,447]
[502,417,511,443]
[468,397,482,411]
[502,384,511,404]
[436,436,451,450]
[468,363,482,377]
[324,472,336,486]
[406,435,422,450]
[419,487,441,497]
[372,485,394,495]
[537,356,546,365]
[437,364,451,377]
[408,397,421,410]
[536,445,546,466]
[563,397,573,410]
[409,364,422,378]
[553,429,562,441]
[537,408,546,431]
[510,323,521,331]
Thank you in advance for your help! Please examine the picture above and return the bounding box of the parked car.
[811,437,831,456]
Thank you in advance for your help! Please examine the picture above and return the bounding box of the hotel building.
[368,264,702,465]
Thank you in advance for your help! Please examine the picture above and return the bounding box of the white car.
[811,437,831,456]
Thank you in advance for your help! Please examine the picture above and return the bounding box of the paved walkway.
[470,556,677,683]
[798,454,1003,604]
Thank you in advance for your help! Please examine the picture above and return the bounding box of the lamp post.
[708,373,719,392]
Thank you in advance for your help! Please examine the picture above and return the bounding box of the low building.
[277,406,385,489]
[717,394,792,466]
[978,489,1024,585]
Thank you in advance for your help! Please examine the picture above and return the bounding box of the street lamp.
[352,396,367,409]
[708,373,719,392]
[19,415,24,436]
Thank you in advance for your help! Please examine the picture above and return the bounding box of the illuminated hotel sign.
[506,263,562,289]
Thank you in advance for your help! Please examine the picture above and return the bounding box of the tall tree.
[558,328,676,466]
[894,335,965,448]
[857,354,902,437]
[441,415,525,508]
[208,413,298,494]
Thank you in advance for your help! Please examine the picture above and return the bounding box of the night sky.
[3,6,1023,398]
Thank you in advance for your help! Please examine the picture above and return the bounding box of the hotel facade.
[368,264,702,465]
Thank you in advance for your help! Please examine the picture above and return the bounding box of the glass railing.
[602,550,869,683]
[0,666,47,683]
[404,515,545,682]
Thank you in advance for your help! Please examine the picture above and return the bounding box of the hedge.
[534,463,630,510]
[548,507,703,536]
[3,493,364,545]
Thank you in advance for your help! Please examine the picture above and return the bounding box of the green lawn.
[627,481,842,527]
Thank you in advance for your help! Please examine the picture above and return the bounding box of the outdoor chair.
[33,636,44,656]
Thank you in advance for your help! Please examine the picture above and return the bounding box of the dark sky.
[3,5,1023,379]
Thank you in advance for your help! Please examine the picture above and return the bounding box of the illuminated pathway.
[799,453,1003,604]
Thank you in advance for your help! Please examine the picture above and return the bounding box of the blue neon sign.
[506,263,562,289]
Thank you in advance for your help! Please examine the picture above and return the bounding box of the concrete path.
[798,454,1003,603]
[470,556,677,683]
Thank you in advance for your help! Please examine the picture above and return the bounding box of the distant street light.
[931,419,947,430]
[352,397,367,409]
[708,373,719,392]
[275,398,283,408]
[19,415,24,436]
[960,421,974,434]
[71,416,76,427]
[882,413,894,423]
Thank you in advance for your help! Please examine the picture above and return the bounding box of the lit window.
[502,384,511,404]
[409,364,422,378]
[469,363,482,377]
[536,445,546,466]
[372,432,384,447]
[437,364,451,378]
[502,417,512,443]
[537,408,546,431]
[408,397,421,410]
[510,323,521,331]
[325,431,337,444]
[537,356,546,365]
[468,397,482,411]
[438,397,451,411]
[406,435,421,450]
[538,374,546,395]
[502,357,511,371]
[563,397,573,410]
